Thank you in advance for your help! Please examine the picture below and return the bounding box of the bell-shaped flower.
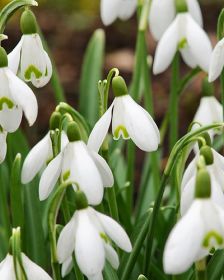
[21,131,68,184]
[0,47,38,133]
[100,0,137,26]
[163,198,224,274]
[39,123,114,204]
[88,76,160,153]
[8,10,52,88]
[0,253,52,280]
[149,0,203,41]
[0,129,7,164]
[57,202,132,279]
[208,37,224,82]
[153,13,212,74]
[180,147,224,215]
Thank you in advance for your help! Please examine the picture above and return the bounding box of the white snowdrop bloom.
[153,13,212,74]
[39,123,114,204]
[0,47,38,133]
[0,253,52,280]
[57,205,132,279]
[8,10,52,88]
[209,37,224,82]
[163,198,224,274]
[88,76,160,153]
[180,148,224,215]
[100,0,137,26]
[149,0,203,41]
[21,131,68,184]
[0,130,7,164]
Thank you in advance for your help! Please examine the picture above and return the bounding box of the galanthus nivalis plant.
[2,0,224,280]
[8,10,52,88]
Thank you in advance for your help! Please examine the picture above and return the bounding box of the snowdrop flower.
[209,37,224,82]
[21,131,68,184]
[8,10,52,88]
[0,130,7,164]
[153,11,212,74]
[39,122,114,204]
[149,0,203,41]
[100,0,137,26]
[57,192,132,279]
[0,253,52,280]
[181,147,224,215]
[0,47,38,133]
[88,76,160,152]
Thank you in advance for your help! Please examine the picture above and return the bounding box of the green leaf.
[0,0,38,33]
[207,250,224,280]
[79,28,105,127]
[104,261,119,280]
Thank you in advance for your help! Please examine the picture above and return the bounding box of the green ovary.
[62,170,70,182]
[24,64,42,80]
[113,125,129,140]
[178,38,187,50]
[202,231,223,248]
[0,97,14,110]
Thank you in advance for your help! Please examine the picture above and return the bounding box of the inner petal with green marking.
[24,64,43,80]
[0,97,14,110]
[113,125,130,140]
[178,38,187,50]
[100,232,109,243]
[202,230,223,248]
[63,170,71,182]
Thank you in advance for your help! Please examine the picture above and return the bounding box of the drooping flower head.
[8,10,52,88]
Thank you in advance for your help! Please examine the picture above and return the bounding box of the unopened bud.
[112,76,128,97]
[49,112,61,130]
[20,10,37,35]
[67,121,81,142]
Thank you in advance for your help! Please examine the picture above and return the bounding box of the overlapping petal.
[209,38,224,82]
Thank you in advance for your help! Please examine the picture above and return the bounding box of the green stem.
[196,259,207,280]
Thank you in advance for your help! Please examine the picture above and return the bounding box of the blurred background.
[0,0,223,143]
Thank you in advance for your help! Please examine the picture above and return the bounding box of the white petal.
[0,131,7,163]
[8,37,23,74]
[186,0,203,27]
[122,95,160,151]
[61,257,73,278]
[96,210,132,252]
[39,152,63,200]
[21,133,52,184]
[89,273,103,280]
[22,253,52,280]
[153,15,179,74]
[181,156,197,192]
[100,0,120,25]
[118,0,136,21]
[163,200,204,274]
[75,210,105,278]
[149,0,175,41]
[0,104,22,132]
[180,46,197,68]
[186,14,212,72]
[104,243,119,269]
[208,38,224,82]
[0,255,16,280]
[180,176,195,216]
[57,215,77,263]
[66,142,104,205]
[6,68,38,126]
[89,150,114,187]
[87,103,113,153]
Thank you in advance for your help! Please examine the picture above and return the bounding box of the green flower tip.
[20,10,37,35]
[198,132,212,149]
[75,191,88,210]
[202,77,214,97]
[67,121,81,142]
[0,47,8,68]
[195,169,211,199]
[50,112,61,130]
[200,145,214,166]
[112,76,128,97]
[138,275,148,280]
[175,0,188,13]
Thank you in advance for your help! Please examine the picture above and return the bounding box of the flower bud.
[67,121,81,142]
[20,10,37,35]
[112,76,128,97]
[0,47,8,68]
[195,169,211,199]
[75,190,88,210]
[175,0,188,13]
[200,145,214,165]
[49,112,61,130]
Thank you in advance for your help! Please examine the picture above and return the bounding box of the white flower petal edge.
[8,37,23,74]
[186,0,203,27]
[100,0,120,25]
[104,243,119,269]
[0,131,7,164]
[209,38,224,82]
[0,254,15,280]
[61,257,73,278]
[117,0,137,21]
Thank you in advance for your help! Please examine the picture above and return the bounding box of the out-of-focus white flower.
[8,10,52,88]
[153,13,212,74]
[0,130,7,164]
[21,131,68,184]
[181,148,224,215]
[100,0,137,26]
[0,253,52,280]
[88,76,160,152]
[149,0,203,41]
[163,198,224,274]
[208,37,224,82]
[57,206,132,279]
